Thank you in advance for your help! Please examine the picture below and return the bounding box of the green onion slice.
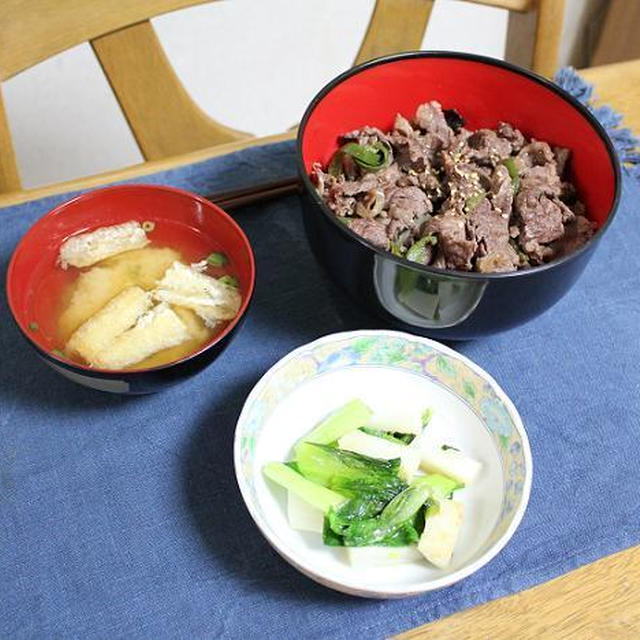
[464,192,486,213]
[328,141,390,175]
[406,235,437,263]
[218,275,238,288]
[206,252,228,267]
[500,157,520,193]
[389,241,404,257]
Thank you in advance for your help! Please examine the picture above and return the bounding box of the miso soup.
[40,219,242,370]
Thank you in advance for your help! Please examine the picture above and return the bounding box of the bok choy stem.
[263,462,346,513]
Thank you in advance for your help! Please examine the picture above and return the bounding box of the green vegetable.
[335,474,457,547]
[329,475,406,501]
[51,349,65,358]
[263,462,346,513]
[327,475,407,533]
[218,275,238,288]
[441,444,461,452]
[360,427,415,444]
[340,482,432,546]
[359,427,414,446]
[413,503,427,536]
[324,518,419,547]
[375,522,420,546]
[297,399,372,450]
[264,399,470,555]
[412,473,462,498]
[421,408,433,427]
[328,141,390,175]
[323,518,345,546]
[501,157,520,193]
[406,235,437,264]
[389,241,404,257]
[28,322,38,331]
[328,490,398,533]
[464,192,486,213]
[296,442,400,488]
[284,460,300,473]
[206,252,228,267]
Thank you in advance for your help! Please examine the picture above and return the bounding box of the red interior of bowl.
[6,184,255,370]
[301,55,617,227]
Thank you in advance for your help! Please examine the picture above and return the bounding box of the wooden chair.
[0,0,565,200]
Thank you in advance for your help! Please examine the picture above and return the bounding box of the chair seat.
[580,58,640,135]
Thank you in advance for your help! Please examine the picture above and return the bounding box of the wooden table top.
[0,57,638,640]
[397,58,640,640]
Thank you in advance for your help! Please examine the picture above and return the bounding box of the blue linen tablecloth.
[1,72,639,639]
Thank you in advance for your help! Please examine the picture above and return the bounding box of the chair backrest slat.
[0,0,210,81]
[355,0,435,66]
[0,90,20,192]
[532,0,566,78]
[91,21,248,161]
[472,0,533,11]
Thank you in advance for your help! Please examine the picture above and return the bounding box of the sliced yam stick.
[419,444,482,486]
[366,406,427,435]
[66,286,152,364]
[153,261,241,327]
[287,491,324,533]
[91,303,189,369]
[346,545,423,568]
[59,221,149,269]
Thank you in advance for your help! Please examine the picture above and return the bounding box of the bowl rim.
[233,329,533,597]
[296,50,622,281]
[5,183,256,376]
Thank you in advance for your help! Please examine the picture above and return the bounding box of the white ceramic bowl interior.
[234,330,532,598]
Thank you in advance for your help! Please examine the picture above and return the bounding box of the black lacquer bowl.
[6,185,255,394]
[297,52,620,339]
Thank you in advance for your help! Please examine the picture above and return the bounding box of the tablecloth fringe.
[555,67,640,180]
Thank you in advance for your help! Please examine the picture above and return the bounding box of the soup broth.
[42,221,240,370]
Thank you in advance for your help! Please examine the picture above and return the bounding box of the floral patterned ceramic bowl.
[234,331,532,598]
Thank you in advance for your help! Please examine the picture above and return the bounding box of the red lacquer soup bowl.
[6,184,255,394]
[297,52,621,339]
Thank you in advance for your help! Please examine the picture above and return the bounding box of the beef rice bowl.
[297,53,620,339]
[312,101,593,274]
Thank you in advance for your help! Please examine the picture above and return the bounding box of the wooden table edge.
[394,545,640,639]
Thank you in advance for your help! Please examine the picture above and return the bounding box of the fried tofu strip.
[66,286,152,364]
[59,221,149,269]
[91,303,190,369]
[153,261,241,327]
